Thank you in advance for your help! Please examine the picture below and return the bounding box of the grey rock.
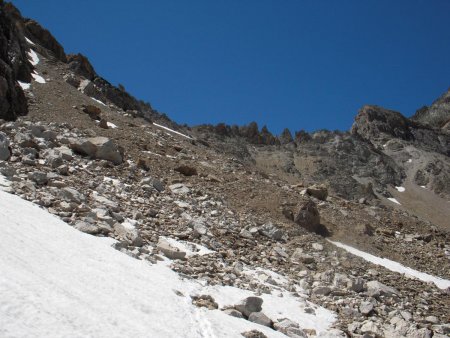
[312,286,332,296]
[28,171,48,185]
[114,221,140,244]
[74,221,110,235]
[58,187,86,203]
[223,308,244,318]
[0,132,11,161]
[156,238,186,260]
[259,222,285,241]
[294,199,321,233]
[274,319,307,338]
[235,297,263,318]
[366,280,398,298]
[248,312,272,327]
[359,301,374,316]
[241,330,268,338]
[70,137,123,164]
[169,183,190,194]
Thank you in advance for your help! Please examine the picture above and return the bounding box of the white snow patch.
[25,37,35,45]
[31,72,46,83]
[142,150,163,157]
[27,49,39,66]
[153,122,192,140]
[387,197,401,205]
[161,237,215,257]
[17,81,30,90]
[107,121,118,128]
[90,97,106,106]
[0,189,306,338]
[420,185,427,189]
[78,79,91,92]
[329,240,450,290]
[205,286,336,335]
[407,159,412,163]
[395,186,405,192]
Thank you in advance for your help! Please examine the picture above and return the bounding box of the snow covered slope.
[0,190,337,338]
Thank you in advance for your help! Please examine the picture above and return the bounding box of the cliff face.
[0,1,32,120]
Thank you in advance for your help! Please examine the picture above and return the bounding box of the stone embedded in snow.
[274,319,307,338]
[169,183,190,194]
[70,137,123,164]
[248,312,272,327]
[366,281,398,298]
[0,132,11,161]
[157,238,186,260]
[191,294,218,310]
[223,309,244,318]
[113,220,140,244]
[235,297,263,318]
[74,221,110,235]
[241,330,268,338]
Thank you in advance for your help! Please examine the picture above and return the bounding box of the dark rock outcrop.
[23,19,66,62]
[0,1,31,120]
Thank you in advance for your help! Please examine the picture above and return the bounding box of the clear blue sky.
[12,0,450,134]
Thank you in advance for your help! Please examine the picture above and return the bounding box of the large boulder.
[294,199,321,233]
[70,137,123,164]
[234,297,263,318]
[0,132,11,160]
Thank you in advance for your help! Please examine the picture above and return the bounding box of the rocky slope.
[0,2,449,338]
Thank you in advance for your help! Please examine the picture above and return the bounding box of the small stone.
[223,309,244,318]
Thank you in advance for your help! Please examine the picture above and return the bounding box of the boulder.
[274,319,307,338]
[223,309,244,318]
[156,238,186,260]
[248,312,272,327]
[259,222,285,241]
[169,183,190,194]
[241,330,268,338]
[0,132,11,160]
[366,280,398,298]
[57,187,85,203]
[28,171,47,185]
[70,137,123,164]
[235,297,263,318]
[306,184,328,200]
[82,104,101,120]
[294,200,321,233]
[174,165,198,176]
[113,220,142,246]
